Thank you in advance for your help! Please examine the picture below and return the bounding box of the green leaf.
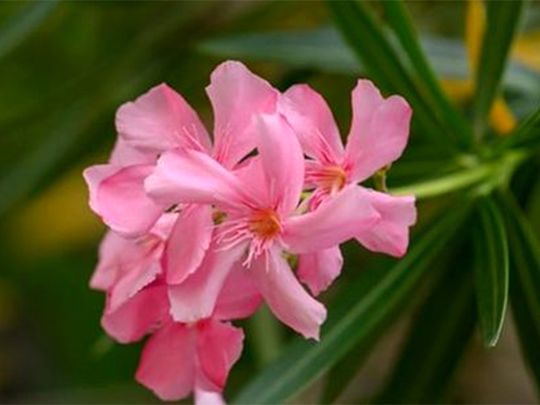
[326,0,459,151]
[473,0,525,137]
[381,0,473,148]
[497,191,540,391]
[0,1,58,60]
[473,195,509,347]
[377,254,476,403]
[234,203,472,404]
[0,2,215,218]
[199,28,540,98]
[199,28,360,75]
[500,104,540,150]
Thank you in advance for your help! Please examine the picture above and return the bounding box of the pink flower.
[85,61,278,286]
[84,62,418,403]
[101,260,261,403]
[145,112,379,339]
[279,80,417,296]
[136,318,242,403]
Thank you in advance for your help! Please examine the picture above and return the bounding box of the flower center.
[248,209,281,239]
[318,165,347,194]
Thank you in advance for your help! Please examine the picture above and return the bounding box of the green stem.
[248,306,283,368]
[391,151,527,199]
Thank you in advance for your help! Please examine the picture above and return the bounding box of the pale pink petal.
[233,156,269,205]
[304,159,329,189]
[254,113,304,214]
[88,164,163,237]
[282,185,379,253]
[107,251,162,313]
[102,285,169,343]
[208,61,278,168]
[355,188,417,257]
[116,83,211,153]
[281,84,344,163]
[165,204,214,285]
[83,164,119,217]
[149,212,178,241]
[214,262,262,320]
[194,389,225,405]
[168,242,246,323]
[196,320,244,392]
[109,137,155,166]
[345,80,412,182]
[298,246,343,296]
[136,322,196,401]
[145,149,255,209]
[251,249,326,340]
[90,230,135,291]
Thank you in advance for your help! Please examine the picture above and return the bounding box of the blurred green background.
[1,1,539,403]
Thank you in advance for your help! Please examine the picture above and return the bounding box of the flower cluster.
[83,61,416,403]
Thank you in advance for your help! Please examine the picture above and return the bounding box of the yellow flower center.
[319,165,347,193]
[249,209,281,239]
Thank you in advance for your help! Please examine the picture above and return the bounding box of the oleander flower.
[145,113,379,339]
[280,80,417,295]
[84,61,278,286]
[101,262,261,402]
[83,61,416,404]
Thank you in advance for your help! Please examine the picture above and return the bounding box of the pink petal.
[298,246,343,296]
[165,204,214,285]
[254,113,304,214]
[233,156,271,207]
[136,322,196,401]
[282,185,379,253]
[207,61,278,168]
[194,389,225,405]
[150,212,178,241]
[102,285,169,343]
[83,164,120,218]
[145,149,255,209]
[196,320,244,392]
[168,242,246,323]
[355,188,417,257]
[109,137,155,166]
[345,80,412,182]
[214,262,262,320]
[281,84,344,164]
[107,250,162,313]
[251,249,327,340]
[116,83,211,154]
[90,230,133,291]
[86,164,163,237]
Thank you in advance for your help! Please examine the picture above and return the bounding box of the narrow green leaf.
[473,0,525,137]
[234,203,472,404]
[377,256,476,403]
[390,162,494,200]
[382,0,473,147]
[499,104,540,151]
[326,0,459,151]
[497,191,540,391]
[473,195,509,347]
[0,1,58,60]
[0,2,214,218]
[320,336,368,404]
[199,28,540,98]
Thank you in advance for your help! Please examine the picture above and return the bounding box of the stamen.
[248,209,281,239]
[308,165,348,195]
[215,209,283,268]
